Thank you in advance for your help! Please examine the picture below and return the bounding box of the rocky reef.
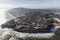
[1,9,55,33]
[0,8,60,40]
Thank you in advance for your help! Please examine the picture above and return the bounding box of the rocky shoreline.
[0,8,60,40]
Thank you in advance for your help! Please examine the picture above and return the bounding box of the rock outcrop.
[0,8,60,40]
[1,11,55,33]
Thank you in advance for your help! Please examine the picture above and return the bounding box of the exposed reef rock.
[1,8,60,40]
[1,8,56,33]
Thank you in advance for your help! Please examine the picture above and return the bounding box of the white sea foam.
[0,8,10,25]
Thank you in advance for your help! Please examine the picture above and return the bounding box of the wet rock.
[1,20,16,28]
[1,12,55,33]
[1,8,60,40]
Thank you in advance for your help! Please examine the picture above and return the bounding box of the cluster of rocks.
[0,8,60,40]
[1,12,55,33]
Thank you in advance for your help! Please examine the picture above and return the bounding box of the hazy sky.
[0,0,60,8]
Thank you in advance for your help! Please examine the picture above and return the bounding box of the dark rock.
[1,11,55,33]
[1,8,60,40]
[1,20,16,28]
